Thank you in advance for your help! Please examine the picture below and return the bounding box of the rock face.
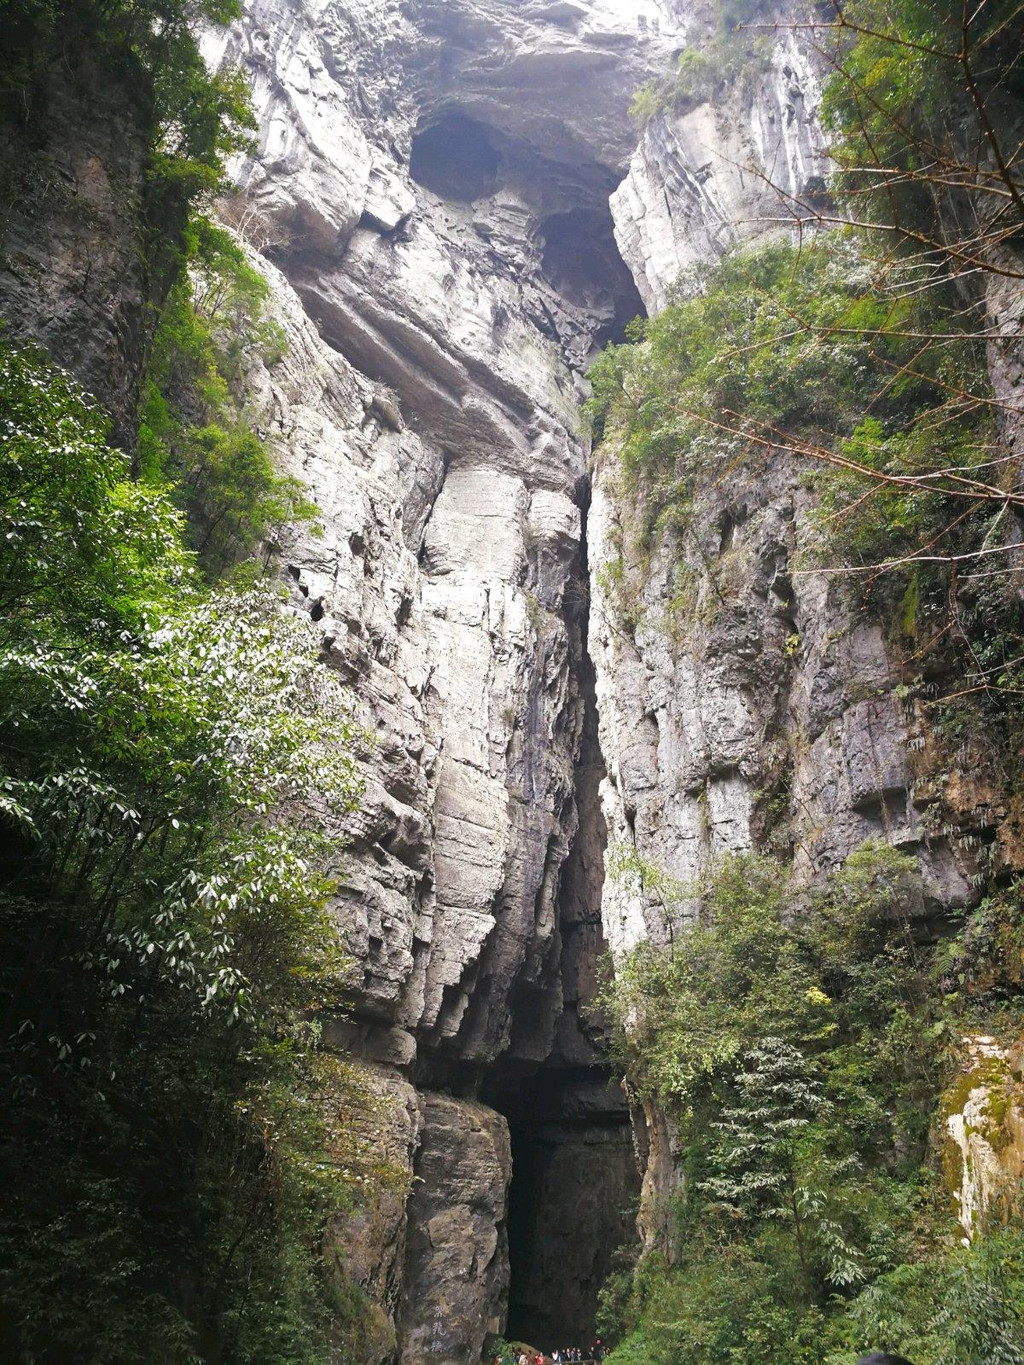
[612,33,827,311]
[208,0,882,1349]
[399,1096,512,1365]
[206,0,694,1350]
[944,1036,1024,1240]
[13,0,1024,1355]
[588,457,979,969]
[0,47,152,444]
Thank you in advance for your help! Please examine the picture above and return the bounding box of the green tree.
[0,335,368,1359]
[600,854,829,1108]
[702,1039,865,1294]
[596,849,953,1364]
[139,218,312,578]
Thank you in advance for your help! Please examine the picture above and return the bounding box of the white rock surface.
[612,35,827,311]
[945,1036,1024,1239]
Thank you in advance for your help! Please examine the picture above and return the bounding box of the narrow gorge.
[5,0,1024,1362]
[192,3,833,1350]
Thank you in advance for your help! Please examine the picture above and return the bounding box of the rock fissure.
[202,2,832,1346]
[210,4,670,1341]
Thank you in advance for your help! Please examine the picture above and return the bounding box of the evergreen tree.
[702,1038,864,1295]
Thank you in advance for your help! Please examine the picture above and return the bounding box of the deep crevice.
[481,489,640,1346]
[483,1066,638,1347]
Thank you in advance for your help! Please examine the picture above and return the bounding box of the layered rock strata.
[210,0,865,1349]
[10,0,1010,1355]
[204,0,694,1351]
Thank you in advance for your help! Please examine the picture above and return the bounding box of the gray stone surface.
[205,1,687,1347]
[611,32,828,310]
[398,1095,512,1365]
[213,0,986,1335]
[0,49,152,444]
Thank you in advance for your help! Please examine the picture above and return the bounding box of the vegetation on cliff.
[594,1,1024,1360]
[0,331,374,1361]
[0,5,385,1361]
[587,235,997,578]
[597,849,1024,1363]
[1,0,255,284]
[139,216,316,579]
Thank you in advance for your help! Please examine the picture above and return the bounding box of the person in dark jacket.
[856,1354,915,1365]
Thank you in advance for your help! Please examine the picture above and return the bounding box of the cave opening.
[406,109,641,363]
[480,493,640,1348]
[539,207,646,348]
[484,1065,638,1349]
[409,112,501,202]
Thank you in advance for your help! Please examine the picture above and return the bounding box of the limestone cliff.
[199,0,851,1351]
[7,0,1022,1357]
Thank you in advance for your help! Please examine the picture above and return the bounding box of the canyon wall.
[203,0,853,1350]
[205,3,676,1349]
[0,45,153,443]
[5,0,1021,1357]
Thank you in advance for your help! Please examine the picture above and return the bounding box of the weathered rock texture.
[399,1096,512,1365]
[944,1035,1024,1240]
[612,34,827,311]
[203,0,700,1350]
[588,459,980,968]
[208,0,869,1348]
[587,33,1024,1257]
[0,47,152,443]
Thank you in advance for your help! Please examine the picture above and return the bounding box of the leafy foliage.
[0,2,381,1357]
[0,336,366,1358]
[595,846,992,1364]
[0,341,189,635]
[139,217,313,578]
[840,1229,1024,1365]
[1,0,255,285]
[819,0,1024,248]
[601,855,827,1105]
[586,232,1024,730]
[701,1038,866,1291]
[588,237,992,565]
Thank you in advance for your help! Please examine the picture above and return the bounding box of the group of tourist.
[510,1345,604,1365]
[552,1346,604,1363]
[509,1345,605,1365]
[504,1345,908,1364]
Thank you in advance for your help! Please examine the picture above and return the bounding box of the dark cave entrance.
[484,1066,639,1349]
[539,207,646,349]
[480,497,640,1349]
[408,110,646,352]
[409,111,501,202]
